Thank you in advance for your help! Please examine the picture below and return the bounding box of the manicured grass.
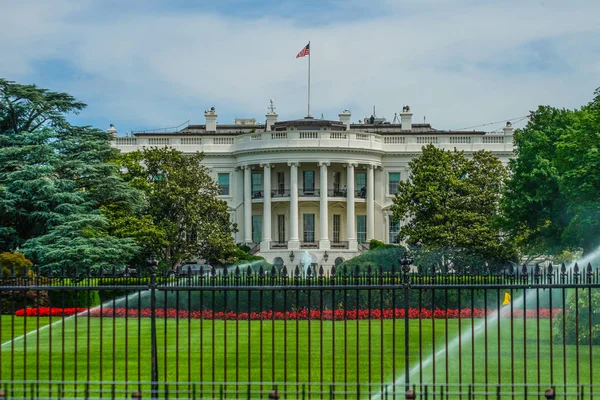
[1,315,599,398]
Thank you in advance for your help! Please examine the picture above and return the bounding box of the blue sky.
[1,0,598,134]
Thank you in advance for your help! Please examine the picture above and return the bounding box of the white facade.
[112,106,514,269]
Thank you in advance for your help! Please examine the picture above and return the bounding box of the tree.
[0,79,143,272]
[391,145,516,269]
[502,88,600,257]
[0,78,85,134]
[118,147,238,268]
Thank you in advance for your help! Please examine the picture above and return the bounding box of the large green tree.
[118,147,238,268]
[391,145,516,269]
[502,88,600,257]
[0,79,141,272]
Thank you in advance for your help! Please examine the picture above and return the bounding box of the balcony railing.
[272,189,291,198]
[300,241,318,248]
[298,189,320,197]
[270,241,288,249]
[330,241,349,249]
[251,188,371,199]
[328,188,346,197]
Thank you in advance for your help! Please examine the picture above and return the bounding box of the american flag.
[296,43,310,58]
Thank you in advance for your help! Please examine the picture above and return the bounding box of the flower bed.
[15,307,563,320]
[14,307,88,317]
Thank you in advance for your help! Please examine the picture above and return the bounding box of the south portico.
[235,156,382,266]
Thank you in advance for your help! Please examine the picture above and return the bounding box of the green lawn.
[1,315,598,398]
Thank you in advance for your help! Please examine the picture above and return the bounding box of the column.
[346,163,357,251]
[260,163,272,251]
[288,162,300,249]
[384,212,390,244]
[319,162,330,250]
[367,164,375,241]
[243,165,252,243]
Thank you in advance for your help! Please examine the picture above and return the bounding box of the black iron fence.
[1,263,600,399]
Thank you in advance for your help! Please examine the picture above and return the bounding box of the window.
[333,214,341,243]
[333,172,341,193]
[303,171,315,191]
[277,215,285,243]
[388,172,400,195]
[357,215,366,244]
[277,172,285,195]
[218,173,230,195]
[252,215,262,244]
[303,214,315,242]
[252,173,262,198]
[389,217,401,244]
[356,172,366,197]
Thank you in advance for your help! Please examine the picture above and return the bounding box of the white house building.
[111,104,514,269]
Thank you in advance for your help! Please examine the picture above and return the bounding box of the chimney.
[503,121,514,137]
[106,123,117,138]
[204,107,218,132]
[339,109,351,130]
[400,105,412,130]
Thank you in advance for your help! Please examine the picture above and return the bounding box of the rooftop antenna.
[267,99,276,114]
[424,116,426,124]
[321,113,324,119]
[392,113,400,124]
[373,105,376,118]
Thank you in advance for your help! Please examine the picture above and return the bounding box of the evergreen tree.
[0,79,141,272]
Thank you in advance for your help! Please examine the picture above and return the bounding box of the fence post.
[149,258,159,399]
[400,254,413,393]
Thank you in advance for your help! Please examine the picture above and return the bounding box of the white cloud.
[0,0,598,132]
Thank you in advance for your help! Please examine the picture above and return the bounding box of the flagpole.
[307,41,311,118]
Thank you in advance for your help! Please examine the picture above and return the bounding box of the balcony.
[300,241,318,249]
[270,241,288,249]
[252,190,264,199]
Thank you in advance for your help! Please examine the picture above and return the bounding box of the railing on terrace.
[330,241,349,249]
[1,263,599,399]
[328,189,346,197]
[271,189,290,198]
[114,133,513,156]
[298,189,320,197]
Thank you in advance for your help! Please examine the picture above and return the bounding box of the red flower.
[16,307,564,321]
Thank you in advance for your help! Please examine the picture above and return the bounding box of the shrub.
[238,244,251,254]
[0,252,33,277]
[554,289,600,345]
[0,290,50,314]
[369,239,385,250]
[49,290,101,308]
